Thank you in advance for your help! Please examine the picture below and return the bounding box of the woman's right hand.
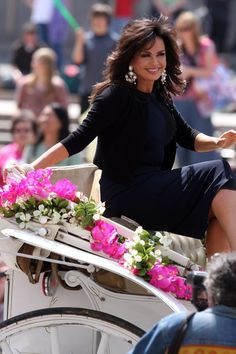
[3,163,34,184]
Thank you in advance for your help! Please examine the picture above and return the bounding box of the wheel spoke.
[1,340,14,354]
[50,326,61,354]
[96,333,110,354]
[0,308,144,353]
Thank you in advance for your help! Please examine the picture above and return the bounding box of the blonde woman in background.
[174,11,220,166]
[16,47,69,118]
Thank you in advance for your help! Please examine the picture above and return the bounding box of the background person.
[25,0,54,45]
[72,3,119,115]
[23,103,83,166]
[111,0,137,35]
[48,0,70,71]
[128,252,236,354]
[11,22,45,78]
[174,11,220,166]
[5,18,236,259]
[0,110,37,187]
[16,47,69,118]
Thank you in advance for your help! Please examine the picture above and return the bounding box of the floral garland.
[0,169,192,300]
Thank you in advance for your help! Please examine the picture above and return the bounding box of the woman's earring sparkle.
[161,69,167,85]
[125,65,137,84]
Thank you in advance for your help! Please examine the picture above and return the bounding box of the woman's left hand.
[216,130,236,148]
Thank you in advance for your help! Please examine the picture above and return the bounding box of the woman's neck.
[183,39,197,56]
[136,80,154,93]
[35,75,50,88]
[43,133,59,148]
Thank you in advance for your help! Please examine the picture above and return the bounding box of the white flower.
[130,249,138,256]
[39,215,48,224]
[76,191,88,202]
[125,241,135,249]
[17,212,31,228]
[93,213,101,221]
[159,234,172,248]
[133,234,141,242]
[123,253,132,264]
[155,231,163,239]
[134,255,142,263]
[154,248,162,257]
[135,226,143,235]
[33,210,41,217]
[97,202,105,215]
[51,211,61,224]
[33,204,46,218]
[19,222,26,229]
[139,240,145,246]
[20,213,31,222]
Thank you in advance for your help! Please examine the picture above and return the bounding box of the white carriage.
[0,164,206,354]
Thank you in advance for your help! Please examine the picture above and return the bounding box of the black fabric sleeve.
[61,86,124,156]
[173,105,200,151]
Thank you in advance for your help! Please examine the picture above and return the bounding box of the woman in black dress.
[7,18,236,258]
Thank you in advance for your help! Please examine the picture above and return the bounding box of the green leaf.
[135,263,142,269]
[138,269,147,276]
[58,200,69,209]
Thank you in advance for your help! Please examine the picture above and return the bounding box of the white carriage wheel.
[0,307,145,354]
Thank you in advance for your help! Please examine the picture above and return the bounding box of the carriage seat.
[51,164,206,267]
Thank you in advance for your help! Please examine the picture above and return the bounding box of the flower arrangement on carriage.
[0,168,193,300]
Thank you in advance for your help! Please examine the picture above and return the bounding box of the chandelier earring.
[125,65,137,84]
[161,69,167,85]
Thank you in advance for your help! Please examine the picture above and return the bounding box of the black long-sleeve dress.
[62,85,236,239]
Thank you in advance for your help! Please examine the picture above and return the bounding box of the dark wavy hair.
[90,17,185,103]
[37,103,70,146]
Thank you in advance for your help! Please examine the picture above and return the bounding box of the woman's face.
[176,22,195,41]
[32,57,51,77]
[131,37,166,87]
[12,120,35,146]
[38,106,62,134]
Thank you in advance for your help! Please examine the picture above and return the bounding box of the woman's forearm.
[194,133,219,152]
[31,143,69,169]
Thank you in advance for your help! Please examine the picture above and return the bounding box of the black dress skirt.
[100,94,236,239]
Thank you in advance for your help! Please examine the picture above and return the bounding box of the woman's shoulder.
[199,35,216,50]
[52,75,67,88]
[17,74,33,88]
[96,84,132,104]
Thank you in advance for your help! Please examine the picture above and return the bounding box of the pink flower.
[90,220,125,260]
[169,277,192,300]
[147,263,192,299]
[148,263,173,291]
[52,179,77,201]
[90,242,103,252]
[92,220,117,242]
